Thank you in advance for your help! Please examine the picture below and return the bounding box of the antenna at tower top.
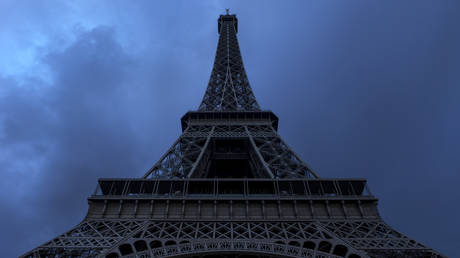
[225,8,230,15]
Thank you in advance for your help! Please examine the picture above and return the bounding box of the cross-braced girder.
[199,15,260,111]
[143,123,318,179]
[23,219,441,258]
[21,12,443,258]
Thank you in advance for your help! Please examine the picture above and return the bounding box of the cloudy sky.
[1,0,458,257]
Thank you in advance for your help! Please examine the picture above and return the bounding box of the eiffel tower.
[22,12,443,258]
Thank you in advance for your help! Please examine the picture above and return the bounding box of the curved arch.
[118,243,134,256]
[150,240,162,249]
[117,240,340,258]
[318,241,332,253]
[303,241,316,250]
[105,253,119,258]
[134,240,148,252]
[332,244,347,257]
[287,241,300,247]
[165,240,177,246]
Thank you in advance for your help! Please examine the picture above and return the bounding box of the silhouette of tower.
[22,12,443,258]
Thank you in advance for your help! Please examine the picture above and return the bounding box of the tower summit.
[199,12,259,111]
[142,12,317,180]
[23,12,443,258]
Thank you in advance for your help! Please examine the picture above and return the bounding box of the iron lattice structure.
[22,13,443,258]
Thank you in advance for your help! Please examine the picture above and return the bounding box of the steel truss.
[199,14,259,111]
[24,219,439,258]
[22,12,443,258]
[143,124,318,179]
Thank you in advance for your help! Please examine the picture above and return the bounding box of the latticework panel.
[121,240,345,258]
[319,221,428,250]
[199,15,260,111]
[21,220,148,257]
[20,12,444,258]
[43,220,146,248]
[143,124,317,179]
[252,132,318,178]
[22,219,442,258]
[143,136,209,179]
[100,220,365,257]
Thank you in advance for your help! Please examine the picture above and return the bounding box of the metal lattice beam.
[199,15,260,111]
[24,219,440,257]
[21,12,444,258]
[143,124,318,179]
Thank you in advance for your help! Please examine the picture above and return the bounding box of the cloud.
[0,24,206,256]
[0,26,129,255]
[1,1,459,257]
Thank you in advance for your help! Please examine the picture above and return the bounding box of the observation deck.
[87,178,379,221]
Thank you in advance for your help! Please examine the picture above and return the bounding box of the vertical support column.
[188,126,215,178]
[326,200,331,218]
[230,200,233,218]
[277,200,281,218]
[165,200,170,218]
[150,200,154,218]
[262,200,266,219]
[245,126,274,178]
[341,200,348,218]
[102,200,108,217]
[245,200,249,218]
[117,200,123,218]
[357,200,364,218]
[309,200,315,218]
[293,200,298,218]
[181,200,186,218]
[134,200,139,218]
[247,222,252,239]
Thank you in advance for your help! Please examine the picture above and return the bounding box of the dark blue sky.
[1,1,458,257]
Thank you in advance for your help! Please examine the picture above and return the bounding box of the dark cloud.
[0,24,209,257]
[1,1,459,257]
[241,1,460,256]
[1,26,138,255]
